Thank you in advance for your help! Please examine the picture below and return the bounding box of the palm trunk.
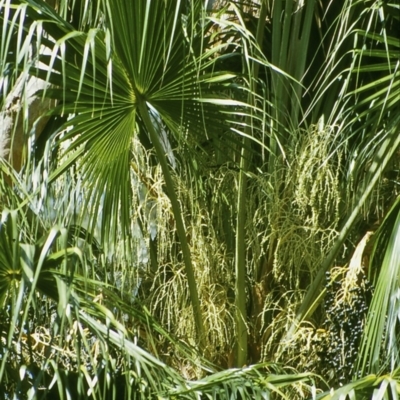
[0,75,53,172]
[234,144,249,367]
[234,1,268,367]
[137,99,205,350]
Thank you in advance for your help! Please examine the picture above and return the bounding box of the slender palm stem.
[234,145,249,367]
[137,98,205,350]
[234,1,268,367]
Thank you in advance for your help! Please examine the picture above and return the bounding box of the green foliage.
[1,0,400,398]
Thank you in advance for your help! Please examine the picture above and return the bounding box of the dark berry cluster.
[315,270,374,386]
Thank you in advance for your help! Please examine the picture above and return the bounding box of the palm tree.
[1,0,240,346]
[1,0,400,398]
[1,0,282,396]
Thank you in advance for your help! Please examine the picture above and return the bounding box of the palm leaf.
[357,196,400,375]
[283,0,400,345]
